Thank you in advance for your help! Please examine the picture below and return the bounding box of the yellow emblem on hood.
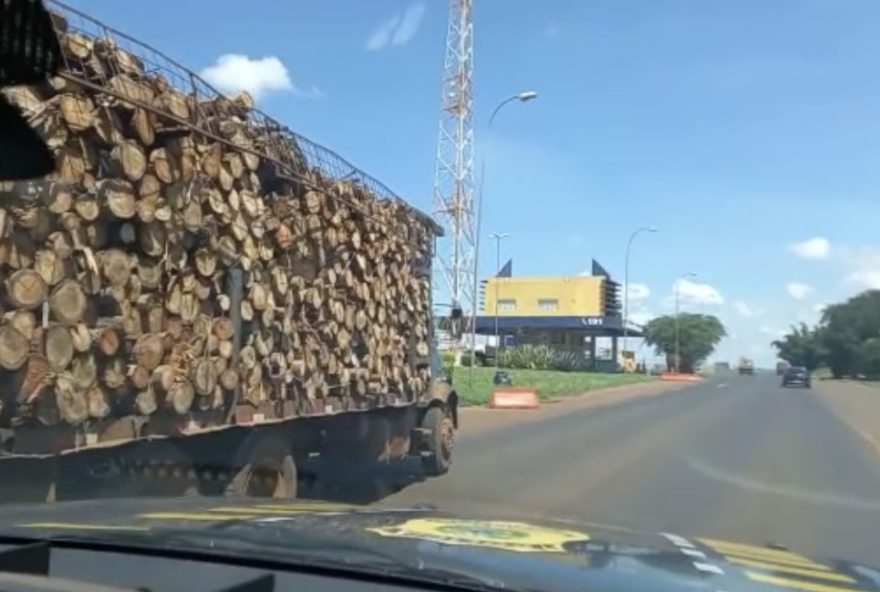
[368,518,589,553]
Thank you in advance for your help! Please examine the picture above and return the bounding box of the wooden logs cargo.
[0,6,438,431]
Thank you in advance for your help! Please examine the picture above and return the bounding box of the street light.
[674,272,698,373]
[622,226,658,356]
[489,232,510,363]
[468,91,538,374]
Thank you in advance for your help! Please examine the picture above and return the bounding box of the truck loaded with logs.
[0,1,458,502]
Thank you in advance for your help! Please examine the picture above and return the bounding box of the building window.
[497,298,516,313]
[537,298,559,312]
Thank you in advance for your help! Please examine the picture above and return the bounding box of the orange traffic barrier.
[660,373,704,382]
[489,387,540,409]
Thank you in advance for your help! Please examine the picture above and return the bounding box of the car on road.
[782,366,811,388]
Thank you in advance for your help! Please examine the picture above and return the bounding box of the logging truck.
[0,0,458,502]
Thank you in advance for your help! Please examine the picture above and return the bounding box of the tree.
[771,323,825,371]
[820,291,880,378]
[643,313,726,373]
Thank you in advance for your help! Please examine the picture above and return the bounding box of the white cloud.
[628,311,655,326]
[759,326,786,338]
[674,278,724,306]
[366,15,401,50]
[786,282,813,300]
[392,3,427,46]
[732,300,754,317]
[813,303,826,314]
[201,54,294,100]
[789,237,830,260]
[366,3,426,50]
[626,283,650,302]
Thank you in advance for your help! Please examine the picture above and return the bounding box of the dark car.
[782,366,811,388]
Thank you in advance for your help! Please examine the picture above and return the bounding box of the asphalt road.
[380,373,880,566]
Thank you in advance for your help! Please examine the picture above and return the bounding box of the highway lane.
[381,373,880,566]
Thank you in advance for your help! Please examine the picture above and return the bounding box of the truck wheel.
[421,406,454,476]
[226,434,297,499]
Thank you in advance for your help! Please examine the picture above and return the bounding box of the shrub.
[497,344,557,370]
[441,351,456,368]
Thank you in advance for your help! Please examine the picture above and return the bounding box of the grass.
[449,366,656,406]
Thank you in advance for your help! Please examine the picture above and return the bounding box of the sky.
[68,0,880,366]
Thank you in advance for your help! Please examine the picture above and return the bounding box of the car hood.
[1,497,879,592]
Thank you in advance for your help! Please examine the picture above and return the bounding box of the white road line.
[693,562,725,575]
[681,548,708,558]
[662,532,695,548]
[686,456,880,511]
[716,382,729,388]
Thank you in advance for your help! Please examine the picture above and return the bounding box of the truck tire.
[421,406,454,476]
[226,432,297,499]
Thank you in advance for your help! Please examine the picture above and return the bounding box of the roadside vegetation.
[773,290,880,379]
[442,345,655,406]
[642,314,726,373]
[450,367,653,406]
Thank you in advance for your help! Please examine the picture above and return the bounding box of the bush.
[497,345,557,370]
[459,351,483,367]
[441,351,456,367]
[496,345,592,372]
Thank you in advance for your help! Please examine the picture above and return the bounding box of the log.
[87,384,111,418]
[70,323,92,353]
[111,140,147,182]
[4,310,36,342]
[49,279,87,324]
[45,325,75,372]
[191,357,218,396]
[0,325,28,370]
[98,179,137,219]
[34,249,68,286]
[102,357,127,389]
[58,94,95,131]
[169,378,195,414]
[129,365,151,390]
[55,373,88,425]
[100,248,132,287]
[6,269,48,310]
[135,385,157,415]
[71,353,98,390]
[132,333,164,371]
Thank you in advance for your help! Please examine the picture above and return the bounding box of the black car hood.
[1,497,879,592]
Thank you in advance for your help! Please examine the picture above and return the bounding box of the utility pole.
[433,0,474,352]
[489,232,509,366]
[622,226,657,356]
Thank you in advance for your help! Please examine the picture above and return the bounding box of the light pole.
[469,91,538,374]
[489,232,510,365]
[623,226,658,356]
[674,272,698,373]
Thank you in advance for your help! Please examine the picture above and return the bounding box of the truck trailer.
[0,1,457,503]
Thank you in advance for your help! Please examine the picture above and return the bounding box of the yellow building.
[475,259,630,370]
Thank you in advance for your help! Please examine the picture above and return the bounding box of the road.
[379,373,880,566]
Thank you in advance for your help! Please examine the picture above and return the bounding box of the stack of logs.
[0,13,435,428]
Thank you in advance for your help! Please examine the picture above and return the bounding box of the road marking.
[702,538,823,567]
[687,457,880,512]
[662,532,695,547]
[681,548,707,558]
[728,558,854,583]
[717,383,729,388]
[746,571,869,592]
[694,562,725,575]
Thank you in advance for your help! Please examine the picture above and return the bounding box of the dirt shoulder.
[457,379,691,436]
[814,380,880,455]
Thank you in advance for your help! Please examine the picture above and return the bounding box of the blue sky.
[70,0,880,365]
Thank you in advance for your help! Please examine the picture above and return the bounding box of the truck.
[0,2,458,504]
[738,357,755,375]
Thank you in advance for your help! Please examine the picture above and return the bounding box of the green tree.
[820,291,880,378]
[643,313,726,373]
[771,323,825,371]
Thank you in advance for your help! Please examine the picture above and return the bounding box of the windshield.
[4,0,880,586]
